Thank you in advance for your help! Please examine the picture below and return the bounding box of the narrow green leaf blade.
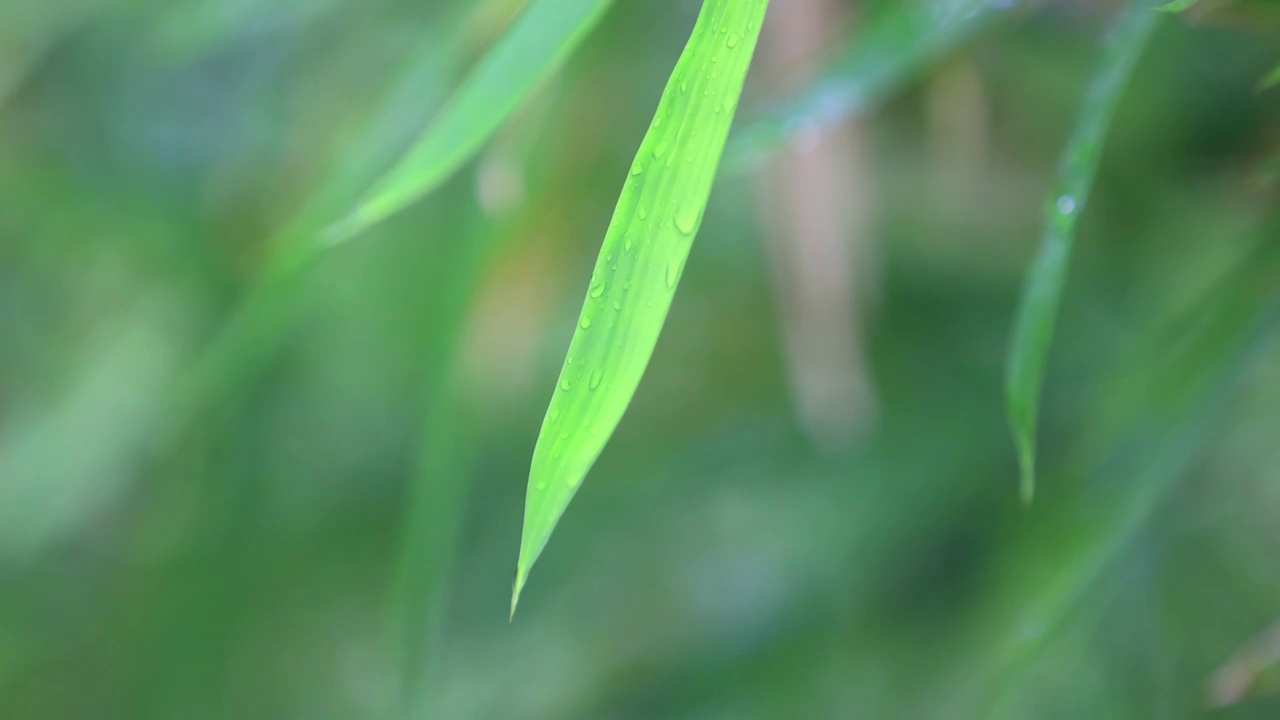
[328,0,616,242]
[1006,1,1160,503]
[512,0,771,616]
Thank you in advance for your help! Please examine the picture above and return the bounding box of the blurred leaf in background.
[2,0,1280,719]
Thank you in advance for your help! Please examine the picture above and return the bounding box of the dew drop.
[727,33,740,48]
[589,280,604,298]
[637,205,649,220]
[666,262,681,288]
[580,316,593,330]
[675,206,698,234]
[560,377,571,391]
[589,369,603,390]
[613,299,623,311]
[631,162,643,176]
[1056,195,1077,215]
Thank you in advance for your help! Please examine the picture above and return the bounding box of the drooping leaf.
[727,0,1029,169]
[957,235,1280,716]
[326,0,616,243]
[511,0,771,616]
[164,9,475,446]
[1006,0,1161,503]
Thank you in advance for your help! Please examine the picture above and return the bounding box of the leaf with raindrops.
[511,0,771,616]
[1006,0,1160,503]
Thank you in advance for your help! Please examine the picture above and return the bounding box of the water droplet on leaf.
[675,207,698,234]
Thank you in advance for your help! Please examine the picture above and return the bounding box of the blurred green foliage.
[1,1,1279,719]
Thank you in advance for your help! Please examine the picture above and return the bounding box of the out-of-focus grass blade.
[389,219,491,716]
[957,234,1280,715]
[511,0,771,616]
[161,8,476,447]
[1005,0,1160,504]
[1258,62,1280,91]
[326,0,616,243]
[1156,0,1199,11]
[727,0,1029,169]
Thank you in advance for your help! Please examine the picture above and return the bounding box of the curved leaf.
[1006,0,1161,503]
[727,0,1029,169]
[512,0,771,615]
[327,0,616,242]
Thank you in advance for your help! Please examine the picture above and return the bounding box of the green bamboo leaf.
[326,0,616,243]
[1006,0,1161,504]
[727,0,1029,169]
[511,0,771,616]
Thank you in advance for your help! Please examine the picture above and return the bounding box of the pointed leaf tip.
[510,567,526,621]
[1019,465,1035,506]
[1005,0,1158,504]
[1257,63,1280,92]
[513,0,772,601]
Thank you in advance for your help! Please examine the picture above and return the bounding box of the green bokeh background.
[2,1,1280,718]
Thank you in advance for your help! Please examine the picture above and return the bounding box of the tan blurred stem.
[925,55,989,190]
[754,0,878,452]
[1209,618,1280,707]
